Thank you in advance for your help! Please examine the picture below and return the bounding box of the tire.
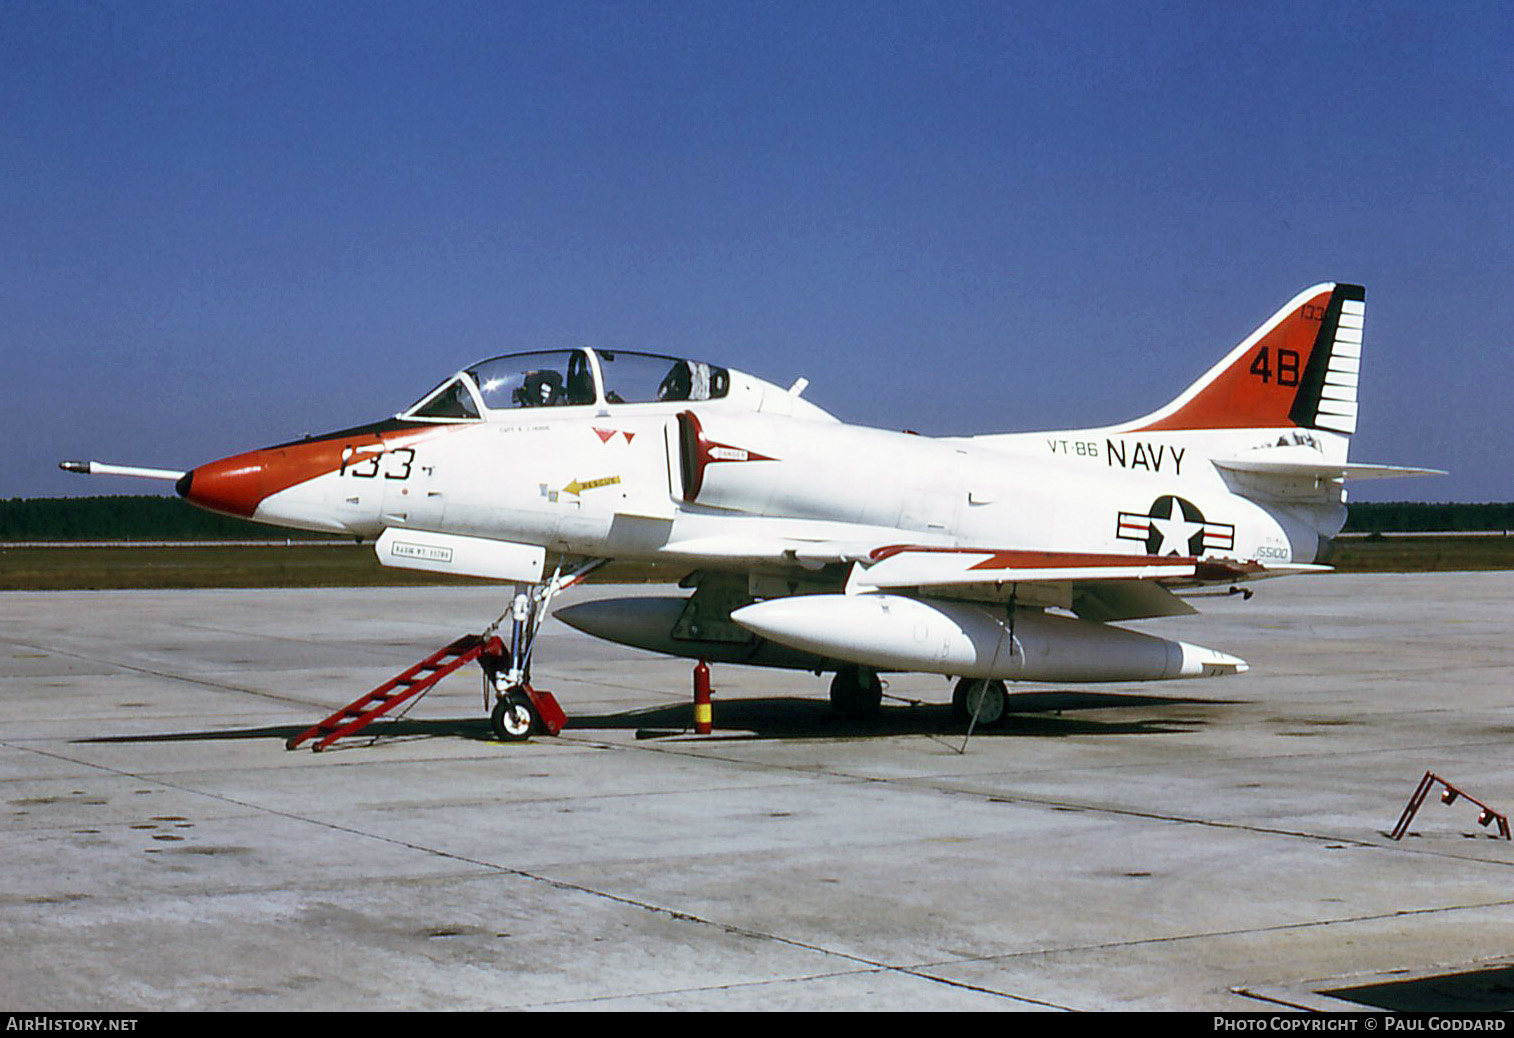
[952,678,1008,728]
[830,666,883,720]
[490,692,537,741]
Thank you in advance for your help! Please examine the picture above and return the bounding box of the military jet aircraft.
[63,282,1439,738]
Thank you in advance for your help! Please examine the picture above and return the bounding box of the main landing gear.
[951,677,1009,729]
[829,664,883,719]
[480,559,605,741]
[828,668,1011,731]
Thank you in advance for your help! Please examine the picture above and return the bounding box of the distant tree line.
[1342,501,1514,534]
[0,496,339,541]
[2,494,1509,542]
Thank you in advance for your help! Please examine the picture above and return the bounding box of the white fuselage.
[248,399,1341,572]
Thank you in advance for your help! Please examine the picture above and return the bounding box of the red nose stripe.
[180,428,433,518]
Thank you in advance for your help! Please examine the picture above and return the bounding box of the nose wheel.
[490,690,539,741]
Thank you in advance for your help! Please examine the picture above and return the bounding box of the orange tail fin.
[1131,283,1364,433]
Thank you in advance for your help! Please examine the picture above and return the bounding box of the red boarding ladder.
[1391,771,1511,841]
[286,634,497,752]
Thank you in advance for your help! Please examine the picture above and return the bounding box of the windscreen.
[408,377,482,420]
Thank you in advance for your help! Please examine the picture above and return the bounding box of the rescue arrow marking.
[562,475,621,496]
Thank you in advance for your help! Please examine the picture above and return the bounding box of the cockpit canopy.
[402,348,732,421]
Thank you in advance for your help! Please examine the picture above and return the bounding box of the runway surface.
[3,574,1513,1011]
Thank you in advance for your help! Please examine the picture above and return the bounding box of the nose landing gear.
[480,558,605,741]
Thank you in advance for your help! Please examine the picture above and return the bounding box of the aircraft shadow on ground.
[76,689,1234,749]
[1321,965,1514,1013]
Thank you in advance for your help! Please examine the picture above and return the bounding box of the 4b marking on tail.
[1127,282,1364,433]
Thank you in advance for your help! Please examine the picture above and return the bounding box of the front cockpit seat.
[515,370,565,407]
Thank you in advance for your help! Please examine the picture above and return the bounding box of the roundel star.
[1147,497,1207,556]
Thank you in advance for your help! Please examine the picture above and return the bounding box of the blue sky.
[5,1,1509,501]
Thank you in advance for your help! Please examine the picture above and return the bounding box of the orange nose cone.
[176,451,272,518]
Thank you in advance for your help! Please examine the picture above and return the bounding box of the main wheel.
[830,666,883,720]
[490,692,537,741]
[952,678,1008,728]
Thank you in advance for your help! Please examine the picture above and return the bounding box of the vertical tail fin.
[1129,283,1365,433]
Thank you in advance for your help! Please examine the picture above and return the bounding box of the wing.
[655,527,1319,623]
[845,545,1324,621]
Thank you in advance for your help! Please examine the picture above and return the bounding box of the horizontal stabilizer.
[1214,451,1446,481]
